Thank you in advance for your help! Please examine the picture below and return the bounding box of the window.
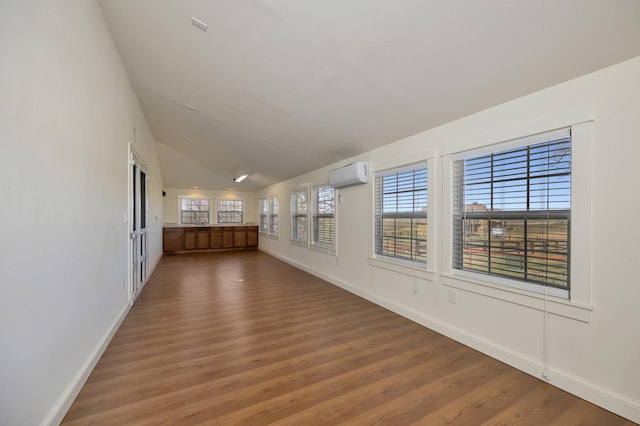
[452,128,571,294]
[312,185,335,249]
[259,198,268,233]
[217,199,243,223]
[375,164,427,263]
[180,198,210,224]
[259,196,278,237]
[291,189,308,243]
[269,197,279,235]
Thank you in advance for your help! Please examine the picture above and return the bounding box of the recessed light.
[191,17,208,32]
[185,104,196,111]
[193,185,198,189]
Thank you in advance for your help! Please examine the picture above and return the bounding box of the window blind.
[217,199,243,223]
[374,164,427,263]
[269,197,279,235]
[453,128,571,289]
[181,198,210,224]
[259,198,268,233]
[291,189,308,242]
[312,185,335,248]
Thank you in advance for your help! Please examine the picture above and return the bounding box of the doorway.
[129,146,150,304]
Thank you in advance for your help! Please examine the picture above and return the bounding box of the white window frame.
[441,118,592,321]
[259,195,279,238]
[216,199,244,224]
[290,187,308,245]
[450,128,571,299]
[311,184,336,251]
[269,196,279,236]
[373,162,428,267]
[259,197,269,233]
[178,196,211,225]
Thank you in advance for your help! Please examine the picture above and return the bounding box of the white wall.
[257,57,640,423]
[0,1,164,424]
[163,188,257,225]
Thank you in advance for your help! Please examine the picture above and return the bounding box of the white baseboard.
[41,252,172,425]
[41,303,131,426]
[259,247,640,424]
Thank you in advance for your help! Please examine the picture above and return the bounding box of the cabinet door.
[163,228,185,252]
[184,231,197,250]
[246,228,258,247]
[222,228,234,248]
[210,230,222,249]
[234,230,247,248]
[196,230,210,249]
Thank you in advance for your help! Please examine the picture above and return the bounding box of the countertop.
[163,223,258,228]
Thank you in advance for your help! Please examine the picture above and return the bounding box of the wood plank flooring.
[63,251,634,425]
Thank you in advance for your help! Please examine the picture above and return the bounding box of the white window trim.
[259,195,279,239]
[371,161,429,270]
[451,127,572,299]
[441,119,593,322]
[268,195,279,238]
[368,256,435,282]
[310,184,336,254]
[177,196,212,225]
[259,197,269,234]
[290,186,309,245]
[369,157,438,279]
[216,198,244,224]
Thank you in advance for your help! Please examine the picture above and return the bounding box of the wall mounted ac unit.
[328,161,369,188]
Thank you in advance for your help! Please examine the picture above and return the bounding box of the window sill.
[310,243,336,256]
[368,257,435,282]
[441,273,592,322]
[259,232,279,240]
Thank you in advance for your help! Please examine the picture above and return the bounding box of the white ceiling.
[98,0,640,191]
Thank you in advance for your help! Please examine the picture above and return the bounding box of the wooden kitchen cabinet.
[222,228,234,248]
[246,227,258,247]
[164,225,258,253]
[234,226,258,248]
[234,228,247,248]
[163,227,185,252]
[210,228,222,249]
[184,227,210,250]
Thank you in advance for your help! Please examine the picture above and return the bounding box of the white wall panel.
[0,1,164,424]
[257,56,640,423]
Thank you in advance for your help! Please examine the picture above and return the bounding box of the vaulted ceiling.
[98,0,640,191]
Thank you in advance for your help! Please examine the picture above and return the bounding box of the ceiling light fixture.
[233,173,248,183]
[185,104,197,111]
[191,17,208,32]
[233,167,250,183]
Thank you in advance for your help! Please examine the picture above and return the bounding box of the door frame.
[128,144,150,305]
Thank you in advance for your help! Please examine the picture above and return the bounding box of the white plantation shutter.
[312,185,335,249]
[291,189,308,243]
[269,197,279,235]
[259,198,268,233]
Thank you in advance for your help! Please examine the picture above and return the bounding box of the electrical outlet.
[447,289,457,304]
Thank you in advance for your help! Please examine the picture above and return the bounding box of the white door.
[129,148,149,304]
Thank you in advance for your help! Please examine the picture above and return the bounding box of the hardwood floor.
[63,251,634,425]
